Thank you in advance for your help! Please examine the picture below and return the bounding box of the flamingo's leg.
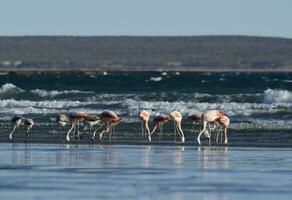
[91,122,105,141]
[72,123,76,141]
[141,122,144,138]
[76,120,80,141]
[149,124,158,142]
[25,126,32,143]
[197,120,207,145]
[112,124,115,138]
[220,128,223,143]
[59,126,62,140]
[224,127,228,144]
[109,124,115,142]
[9,125,16,141]
[145,121,151,141]
[177,122,185,143]
[208,128,212,146]
[174,122,177,142]
[99,122,110,141]
[99,130,106,141]
[66,122,75,142]
[216,129,220,144]
[159,124,163,142]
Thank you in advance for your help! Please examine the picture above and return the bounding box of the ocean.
[0,72,291,145]
[0,72,292,199]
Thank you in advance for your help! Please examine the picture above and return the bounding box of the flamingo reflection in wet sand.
[139,110,150,140]
[169,111,185,142]
[65,112,88,142]
[9,116,22,140]
[91,111,123,142]
[197,110,224,145]
[149,115,170,142]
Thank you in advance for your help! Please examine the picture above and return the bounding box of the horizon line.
[0,34,291,40]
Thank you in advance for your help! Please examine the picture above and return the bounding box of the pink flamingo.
[139,110,150,140]
[91,111,123,141]
[149,115,170,142]
[65,112,88,142]
[197,110,224,145]
[169,111,185,142]
[215,115,230,144]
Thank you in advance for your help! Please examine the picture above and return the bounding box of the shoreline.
[2,140,292,148]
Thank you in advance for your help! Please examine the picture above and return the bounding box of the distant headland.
[0,35,292,72]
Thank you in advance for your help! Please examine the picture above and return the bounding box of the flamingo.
[65,112,88,142]
[197,110,224,145]
[24,118,34,143]
[56,114,69,138]
[139,110,150,140]
[215,115,230,144]
[149,115,170,142]
[169,111,185,142]
[83,114,101,139]
[8,116,22,140]
[56,114,69,127]
[91,111,123,142]
[188,113,212,138]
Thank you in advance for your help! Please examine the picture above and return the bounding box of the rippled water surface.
[0,143,292,200]
[0,72,292,144]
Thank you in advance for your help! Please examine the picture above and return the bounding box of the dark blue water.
[0,143,292,200]
[0,72,292,144]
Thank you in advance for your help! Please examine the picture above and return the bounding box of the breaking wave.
[263,89,292,104]
[31,89,94,97]
[0,83,24,96]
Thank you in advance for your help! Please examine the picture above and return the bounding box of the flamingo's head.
[139,110,150,121]
[218,111,225,118]
[112,116,123,124]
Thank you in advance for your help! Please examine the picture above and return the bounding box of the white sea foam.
[0,83,24,94]
[282,80,292,83]
[121,98,291,121]
[31,89,94,97]
[263,89,292,103]
[0,99,105,115]
[230,119,292,131]
[149,77,162,82]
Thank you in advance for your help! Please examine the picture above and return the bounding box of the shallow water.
[0,72,292,145]
[0,143,292,200]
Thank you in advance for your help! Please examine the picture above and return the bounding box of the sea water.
[0,72,292,199]
[0,143,292,200]
[0,72,292,144]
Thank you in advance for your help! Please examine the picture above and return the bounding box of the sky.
[0,0,292,38]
